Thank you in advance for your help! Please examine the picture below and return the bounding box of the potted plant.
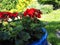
[0,8,48,45]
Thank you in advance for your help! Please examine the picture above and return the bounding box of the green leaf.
[9,27,13,31]
[13,25,23,31]
[10,22,16,26]
[18,31,31,41]
[15,39,24,45]
[0,31,10,40]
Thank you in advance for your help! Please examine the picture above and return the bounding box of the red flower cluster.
[0,12,18,19]
[24,8,42,18]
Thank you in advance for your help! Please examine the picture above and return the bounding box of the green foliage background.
[0,0,32,12]
[0,0,17,11]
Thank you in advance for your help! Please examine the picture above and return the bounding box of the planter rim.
[29,28,48,45]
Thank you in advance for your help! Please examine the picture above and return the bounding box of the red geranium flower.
[0,12,3,18]
[0,12,18,19]
[34,10,42,18]
[24,8,42,18]
[12,12,18,17]
[24,8,36,18]
[1,12,12,18]
[24,9,29,16]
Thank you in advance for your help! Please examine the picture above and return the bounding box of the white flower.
[15,17,18,20]
[17,16,20,19]
[8,18,12,22]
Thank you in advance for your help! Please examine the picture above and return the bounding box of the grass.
[40,9,60,45]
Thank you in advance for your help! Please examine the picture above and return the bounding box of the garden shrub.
[16,0,32,12]
[0,0,17,11]
[0,8,45,45]
[40,4,53,14]
[0,0,32,12]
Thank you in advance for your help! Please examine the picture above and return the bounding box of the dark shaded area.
[0,40,14,45]
[42,1,60,10]
[38,0,60,10]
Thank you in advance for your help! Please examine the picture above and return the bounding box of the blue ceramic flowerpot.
[29,28,48,45]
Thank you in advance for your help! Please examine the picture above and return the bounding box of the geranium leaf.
[15,39,24,45]
[18,31,31,41]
